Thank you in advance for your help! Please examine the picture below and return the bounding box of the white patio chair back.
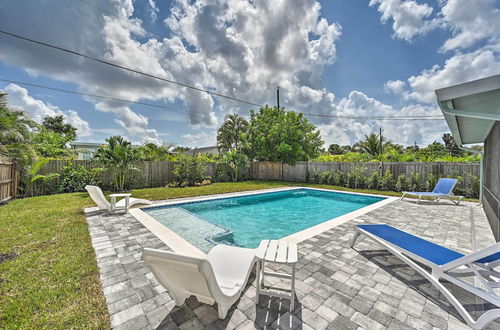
[143,249,221,306]
[85,185,111,211]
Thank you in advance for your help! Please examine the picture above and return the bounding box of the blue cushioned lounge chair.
[401,178,463,205]
[351,224,500,329]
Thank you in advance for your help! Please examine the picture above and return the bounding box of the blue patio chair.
[401,178,463,205]
[351,224,500,329]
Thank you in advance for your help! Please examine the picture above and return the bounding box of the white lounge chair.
[401,178,463,205]
[143,245,256,319]
[85,185,152,213]
[351,224,500,329]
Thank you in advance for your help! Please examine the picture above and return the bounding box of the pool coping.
[129,187,397,257]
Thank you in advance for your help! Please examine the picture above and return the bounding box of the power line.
[302,113,444,120]
[0,78,186,114]
[0,29,263,108]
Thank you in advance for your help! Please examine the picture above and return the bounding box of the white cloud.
[369,0,437,41]
[384,79,406,94]
[405,49,500,103]
[94,101,160,143]
[319,90,448,146]
[0,0,343,142]
[147,0,159,22]
[180,131,216,148]
[3,84,91,136]
[370,0,500,51]
[440,0,500,52]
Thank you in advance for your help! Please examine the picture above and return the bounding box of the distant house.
[437,74,500,240]
[70,142,105,160]
[182,146,219,157]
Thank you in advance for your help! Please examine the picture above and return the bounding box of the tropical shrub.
[93,136,139,191]
[221,150,248,182]
[368,170,381,190]
[395,174,409,192]
[425,173,439,192]
[380,170,395,191]
[469,175,480,198]
[312,169,321,184]
[23,159,60,196]
[409,172,421,191]
[171,156,207,187]
[319,171,334,185]
[348,165,367,189]
[56,162,102,193]
[332,171,346,187]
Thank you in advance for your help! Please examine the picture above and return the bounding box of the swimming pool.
[140,188,387,253]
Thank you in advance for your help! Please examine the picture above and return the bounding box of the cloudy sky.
[0,0,499,148]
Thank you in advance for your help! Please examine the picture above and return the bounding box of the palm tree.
[355,133,391,157]
[217,114,248,152]
[0,93,37,165]
[93,136,138,191]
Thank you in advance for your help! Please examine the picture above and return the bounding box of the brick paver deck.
[84,191,499,330]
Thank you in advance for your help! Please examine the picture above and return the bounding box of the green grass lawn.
[0,180,472,328]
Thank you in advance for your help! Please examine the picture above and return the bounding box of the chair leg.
[350,231,361,248]
[400,193,405,200]
[218,304,229,319]
[417,195,422,204]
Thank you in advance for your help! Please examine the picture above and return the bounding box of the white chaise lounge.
[85,185,152,213]
[351,224,500,329]
[143,245,256,319]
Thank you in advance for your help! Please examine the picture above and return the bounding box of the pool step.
[145,207,231,253]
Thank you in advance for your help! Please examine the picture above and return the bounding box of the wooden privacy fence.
[31,159,479,196]
[34,160,223,195]
[251,161,480,190]
[0,155,19,203]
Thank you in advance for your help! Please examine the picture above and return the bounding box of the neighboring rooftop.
[70,142,105,149]
[436,74,500,146]
[182,146,219,156]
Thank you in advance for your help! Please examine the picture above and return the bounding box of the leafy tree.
[442,133,464,156]
[0,92,37,165]
[417,141,448,161]
[171,146,191,154]
[137,143,173,161]
[243,106,323,165]
[217,114,248,152]
[405,145,420,153]
[32,128,75,158]
[328,144,344,155]
[42,115,77,142]
[93,136,138,191]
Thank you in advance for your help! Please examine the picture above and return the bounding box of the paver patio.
[84,190,500,329]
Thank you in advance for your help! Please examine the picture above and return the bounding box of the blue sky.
[0,0,499,147]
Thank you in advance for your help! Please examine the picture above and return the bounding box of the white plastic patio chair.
[85,185,152,213]
[143,245,256,319]
[351,224,500,329]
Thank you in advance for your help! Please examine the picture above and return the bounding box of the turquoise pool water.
[144,188,384,252]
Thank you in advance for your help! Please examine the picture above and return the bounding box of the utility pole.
[277,86,280,108]
[379,127,383,154]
